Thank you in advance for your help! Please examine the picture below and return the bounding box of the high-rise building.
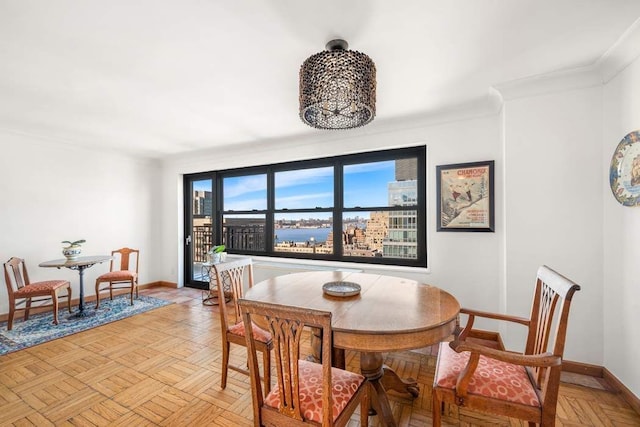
[193,190,213,216]
[383,160,418,259]
[365,211,389,253]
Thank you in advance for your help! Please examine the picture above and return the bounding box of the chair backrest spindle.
[213,258,254,330]
[240,299,340,426]
[525,266,580,403]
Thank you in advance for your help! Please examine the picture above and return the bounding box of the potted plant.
[208,244,226,263]
[61,239,86,260]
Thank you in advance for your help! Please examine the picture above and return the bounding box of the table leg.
[360,352,397,427]
[202,269,231,306]
[308,327,322,363]
[70,265,93,318]
[309,330,418,426]
[78,265,86,313]
[381,365,420,398]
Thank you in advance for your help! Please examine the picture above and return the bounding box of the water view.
[275,227,331,244]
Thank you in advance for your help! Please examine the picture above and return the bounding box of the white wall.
[502,87,604,364]
[0,130,162,315]
[603,56,640,396]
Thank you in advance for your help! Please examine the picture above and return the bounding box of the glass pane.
[223,174,267,211]
[191,179,213,281]
[274,213,333,255]
[222,214,266,251]
[342,211,418,259]
[275,167,334,209]
[344,159,417,208]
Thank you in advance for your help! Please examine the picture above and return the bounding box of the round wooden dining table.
[243,270,460,427]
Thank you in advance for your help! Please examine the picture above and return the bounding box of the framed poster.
[436,160,494,232]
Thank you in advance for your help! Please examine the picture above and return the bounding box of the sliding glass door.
[184,174,215,289]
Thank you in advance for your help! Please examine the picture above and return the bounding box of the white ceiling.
[2,1,640,159]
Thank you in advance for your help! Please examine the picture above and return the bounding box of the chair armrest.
[457,307,530,342]
[450,339,561,368]
[460,307,530,326]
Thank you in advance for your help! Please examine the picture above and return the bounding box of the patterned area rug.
[0,295,172,356]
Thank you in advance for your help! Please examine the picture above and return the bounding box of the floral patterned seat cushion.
[97,271,137,282]
[435,342,540,407]
[228,321,272,343]
[15,280,69,297]
[264,359,365,423]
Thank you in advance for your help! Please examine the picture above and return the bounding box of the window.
[222,173,267,252]
[274,166,334,255]
[185,146,426,267]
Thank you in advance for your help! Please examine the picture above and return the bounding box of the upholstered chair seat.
[95,248,139,308]
[435,342,540,407]
[3,257,72,330]
[264,359,365,424]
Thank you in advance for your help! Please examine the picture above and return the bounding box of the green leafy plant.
[208,244,225,254]
[61,239,86,247]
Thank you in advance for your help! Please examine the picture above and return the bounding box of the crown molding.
[494,16,640,102]
[493,66,602,102]
[596,16,640,83]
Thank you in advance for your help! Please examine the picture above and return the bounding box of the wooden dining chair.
[3,257,72,330]
[432,265,581,426]
[95,247,139,308]
[214,257,272,396]
[239,298,369,427]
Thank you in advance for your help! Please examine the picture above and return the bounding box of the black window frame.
[184,146,427,268]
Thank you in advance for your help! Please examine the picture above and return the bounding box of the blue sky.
[192,161,396,211]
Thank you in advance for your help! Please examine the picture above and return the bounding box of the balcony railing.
[192,225,214,262]
[192,224,265,263]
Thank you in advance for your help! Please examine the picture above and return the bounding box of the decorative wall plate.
[610,130,640,207]
[322,281,361,297]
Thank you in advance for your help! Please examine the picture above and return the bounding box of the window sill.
[232,254,429,275]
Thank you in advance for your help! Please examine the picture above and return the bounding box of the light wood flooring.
[1,286,639,426]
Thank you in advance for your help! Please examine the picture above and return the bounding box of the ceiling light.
[299,39,376,130]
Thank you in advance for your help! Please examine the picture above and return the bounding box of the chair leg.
[432,389,442,427]
[540,412,555,426]
[262,348,271,395]
[52,291,59,325]
[130,280,134,305]
[221,340,230,389]
[360,382,370,427]
[109,282,113,300]
[67,285,72,313]
[7,305,15,331]
[95,280,102,309]
[24,297,31,321]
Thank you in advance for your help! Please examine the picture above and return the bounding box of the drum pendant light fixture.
[299,39,376,130]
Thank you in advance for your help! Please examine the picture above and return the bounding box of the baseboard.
[562,360,604,377]
[0,281,178,322]
[147,281,178,288]
[603,367,640,415]
[563,360,640,415]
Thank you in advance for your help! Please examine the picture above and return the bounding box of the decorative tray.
[610,130,640,206]
[322,281,361,297]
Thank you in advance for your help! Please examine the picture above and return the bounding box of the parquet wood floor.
[1,286,638,426]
